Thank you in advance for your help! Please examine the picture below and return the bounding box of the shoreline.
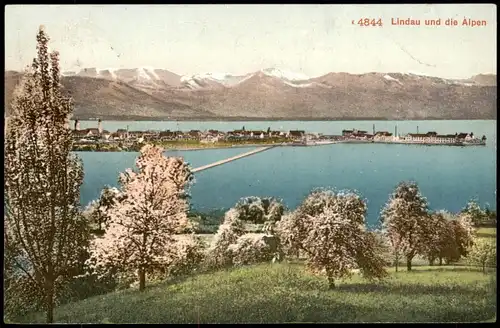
[168,144,275,151]
[72,140,486,152]
[73,117,496,122]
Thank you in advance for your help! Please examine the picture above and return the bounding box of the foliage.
[467,238,496,273]
[452,212,475,257]
[380,181,430,271]
[83,186,124,233]
[421,211,474,266]
[278,189,388,288]
[423,212,456,265]
[461,199,490,226]
[185,209,226,234]
[204,209,245,269]
[3,26,90,323]
[164,234,205,277]
[87,144,193,291]
[234,196,285,224]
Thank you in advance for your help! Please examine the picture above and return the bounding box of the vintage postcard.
[4,4,496,324]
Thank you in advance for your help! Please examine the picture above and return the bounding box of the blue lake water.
[77,120,496,228]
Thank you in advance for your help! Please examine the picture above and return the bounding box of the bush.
[234,196,285,224]
[167,235,206,277]
[4,275,45,320]
[57,272,119,304]
[228,234,277,266]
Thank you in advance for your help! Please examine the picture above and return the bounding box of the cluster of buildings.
[71,119,309,144]
[341,125,487,144]
[71,120,486,146]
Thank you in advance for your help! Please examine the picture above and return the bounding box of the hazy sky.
[5,4,497,79]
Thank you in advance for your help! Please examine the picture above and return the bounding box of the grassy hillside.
[18,263,496,324]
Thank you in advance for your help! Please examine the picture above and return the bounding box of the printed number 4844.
[358,18,383,27]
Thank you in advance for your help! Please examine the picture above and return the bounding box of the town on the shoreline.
[71,119,488,151]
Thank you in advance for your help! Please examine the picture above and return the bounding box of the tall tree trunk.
[429,257,435,266]
[45,278,54,323]
[327,274,335,289]
[482,263,486,274]
[139,268,146,291]
[394,251,399,272]
[439,257,443,266]
[406,257,413,271]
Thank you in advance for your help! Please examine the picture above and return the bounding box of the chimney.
[395,125,398,137]
[74,119,80,131]
[98,118,103,134]
[372,124,375,135]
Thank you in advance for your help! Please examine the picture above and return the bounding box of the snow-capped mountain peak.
[260,67,309,81]
[201,72,231,81]
[383,74,403,85]
[180,72,248,89]
[137,67,159,81]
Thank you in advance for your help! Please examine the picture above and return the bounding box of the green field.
[18,263,496,324]
[14,226,496,323]
[476,227,497,239]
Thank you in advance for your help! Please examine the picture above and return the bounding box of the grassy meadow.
[18,263,496,324]
[14,226,496,324]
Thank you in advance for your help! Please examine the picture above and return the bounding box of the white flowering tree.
[149,234,205,280]
[3,26,89,323]
[88,145,193,291]
[380,181,430,271]
[278,189,388,289]
[467,238,496,274]
[455,212,475,254]
[204,209,245,269]
[276,189,336,259]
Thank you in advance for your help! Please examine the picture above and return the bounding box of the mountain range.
[4,67,497,120]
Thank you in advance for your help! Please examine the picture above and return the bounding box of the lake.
[77,120,496,227]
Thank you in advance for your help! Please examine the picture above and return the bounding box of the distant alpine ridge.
[4,67,496,120]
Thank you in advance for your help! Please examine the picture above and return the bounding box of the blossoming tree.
[380,181,431,271]
[205,209,246,269]
[277,189,388,289]
[88,145,193,291]
[4,26,89,323]
[467,238,496,274]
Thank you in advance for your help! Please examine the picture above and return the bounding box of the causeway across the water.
[192,146,275,173]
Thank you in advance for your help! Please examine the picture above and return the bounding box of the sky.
[5,4,497,79]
